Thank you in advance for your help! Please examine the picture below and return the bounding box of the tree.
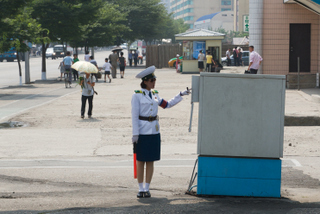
[1,7,45,85]
[73,2,129,51]
[32,0,107,79]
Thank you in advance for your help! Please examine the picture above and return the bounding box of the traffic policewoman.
[131,66,190,198]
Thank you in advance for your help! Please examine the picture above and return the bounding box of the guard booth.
[175,29,225,74]
[190,73,286,197]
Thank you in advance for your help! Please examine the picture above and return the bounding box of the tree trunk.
[41,41,49,80]
[16,51,22,85]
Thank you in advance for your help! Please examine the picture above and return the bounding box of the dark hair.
[73,54,77,57]
[199,50,202,53]
[66,51,70,56]
[90,55,94,59]
[120,52,124,56]
[249,46,254,49]
[105,58,108,61]
[85,51,89,54]
[140,81,147,89]
[208,52,211,55]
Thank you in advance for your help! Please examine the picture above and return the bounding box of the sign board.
[243,15,249,32]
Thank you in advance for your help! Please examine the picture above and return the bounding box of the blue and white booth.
[191,73,286,197]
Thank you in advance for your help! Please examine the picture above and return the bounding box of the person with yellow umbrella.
[72,61,98,119]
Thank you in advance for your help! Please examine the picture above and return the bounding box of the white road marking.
[0,89,78,122]
[282,158,302,167]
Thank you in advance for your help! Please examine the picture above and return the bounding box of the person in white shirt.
[63,51,73,84]
[102,58,112,83]
[197,50,205,72]
[131,66,190,198]
[84,51,90,62]
[80,73,95,119]
[226,49,231,66]
[248,46,263,74]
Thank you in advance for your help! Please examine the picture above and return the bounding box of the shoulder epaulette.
[152,90,159,95]
[134,90,145,95]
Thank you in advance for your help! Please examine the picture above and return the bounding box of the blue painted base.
[197,156,281,198]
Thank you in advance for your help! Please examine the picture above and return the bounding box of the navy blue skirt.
[136,134,161,162]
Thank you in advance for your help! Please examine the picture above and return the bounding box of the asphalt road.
[1,57,320,213]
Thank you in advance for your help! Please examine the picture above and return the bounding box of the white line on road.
[0,89,79,122]
[282,158,302,167]
[0,86,65,108]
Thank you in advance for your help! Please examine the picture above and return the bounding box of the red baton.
[133,142,137,179]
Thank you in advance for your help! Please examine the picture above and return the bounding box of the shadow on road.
[1,196,320,214]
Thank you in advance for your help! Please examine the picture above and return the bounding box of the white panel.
[198,73,285,158]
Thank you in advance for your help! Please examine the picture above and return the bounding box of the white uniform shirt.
[131,89,183,136]
[249,51,263,70]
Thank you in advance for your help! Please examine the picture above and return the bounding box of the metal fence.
[146,44,183,68]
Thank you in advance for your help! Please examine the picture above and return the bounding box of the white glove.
[180,89,191,96]
[132,135,139,144]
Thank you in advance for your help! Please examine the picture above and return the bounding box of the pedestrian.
[213,60,223,73]
[131,66,190,198]
[176,54,180,73]
[128,51,133,67]
[198,50,205,72]
[134,50,138,67]
[206,51,214,72]
[226,48,231,66]
[63,51,73,84]
[118,51,126,78]
[248,46,263,74]
[89,55,99,82]
[58,60,65,81]
[102,58,112,83]
[109,50,119,78]
[72,54,79,81]
[233,47,239,66]
[80,72,95,119]
[238,47,243,67]
[136,47,140,57]
[84,51,90,62]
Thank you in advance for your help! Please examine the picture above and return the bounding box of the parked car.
[45,47,55,59]
[168,56,183,67]
[221,51,250,66]
[0,47,25,62]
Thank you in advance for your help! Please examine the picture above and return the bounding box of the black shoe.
[81,115,84,119]
[144,191,151,198]
[137,191,144,198]
[88,115,91,118]
[109,79,111,83]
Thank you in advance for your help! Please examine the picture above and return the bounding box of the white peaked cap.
[135,65,157,80]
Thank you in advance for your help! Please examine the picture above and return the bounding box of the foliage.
[0,6,45,78]
[215,27,249,44]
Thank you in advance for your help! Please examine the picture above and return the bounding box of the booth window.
[183,41,206,60]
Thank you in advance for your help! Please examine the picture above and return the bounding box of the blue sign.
[193,41,206,59]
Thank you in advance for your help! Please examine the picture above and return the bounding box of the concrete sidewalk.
[0,67,320,213]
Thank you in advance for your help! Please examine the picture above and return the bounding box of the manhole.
[0,121,27,129]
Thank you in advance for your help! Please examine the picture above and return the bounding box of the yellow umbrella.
[71,61,98,73]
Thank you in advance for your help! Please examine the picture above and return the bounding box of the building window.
[221,0,231,5]
[221,8,231,11]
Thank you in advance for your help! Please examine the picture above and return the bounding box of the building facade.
[194,11,234,31]
[170,0,234,29]
[250,0,320,88]
[161,0,171,13]
[233,0,249,32]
